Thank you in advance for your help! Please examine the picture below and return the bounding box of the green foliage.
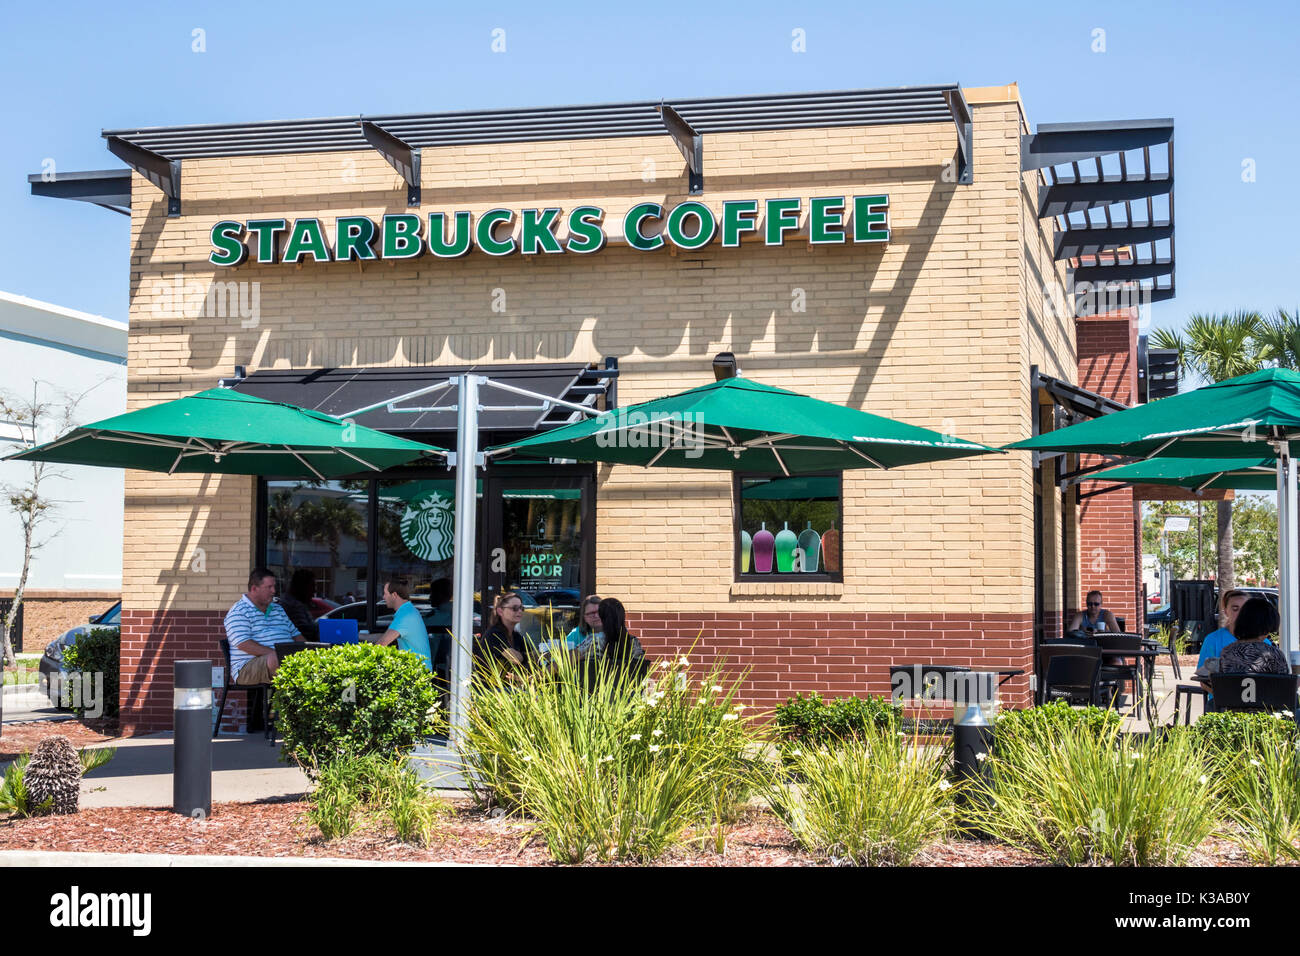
[61,627,120,720]
[305,751,445,844]
[760,722,953,865]
[773,693,901,752]
[461,648,758,863]
[78,747,116,774]
[994,701,1122,747]
[0,756,51,817]
[1201,719,1300,863]
[1188,710,1297,760]
[0,743,111,818]
[272,643,439,773]
[967,720,1218,866]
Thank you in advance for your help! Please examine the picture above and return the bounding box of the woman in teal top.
[564,595,603,652]
[1197,588,1249,670]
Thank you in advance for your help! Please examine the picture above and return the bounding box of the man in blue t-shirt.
[1198,588,1250,670]
[377,577,432,671]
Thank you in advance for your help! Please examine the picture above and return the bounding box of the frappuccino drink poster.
[208,195,890,265]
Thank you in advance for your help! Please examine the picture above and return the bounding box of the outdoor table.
[1141,636,1181,679]
[1101,646,1161,720]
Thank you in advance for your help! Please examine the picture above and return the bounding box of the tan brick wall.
[0,593,118,653]
[124,100,1057,621]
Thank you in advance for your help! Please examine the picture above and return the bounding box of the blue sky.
[1,0,1295,331]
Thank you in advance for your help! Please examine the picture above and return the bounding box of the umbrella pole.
[449,375,481,747]
[1280,444,1299,663]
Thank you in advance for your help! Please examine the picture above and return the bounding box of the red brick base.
[627,611,1034,713]
[120,610,247,735]
[118,608,1035,732]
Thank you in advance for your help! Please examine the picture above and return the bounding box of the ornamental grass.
[1198,714,1300,864]
[965,719,1218,866]
[459,644,757,863]
[758,723,954,866]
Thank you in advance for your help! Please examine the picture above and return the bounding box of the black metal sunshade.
[232,363,614,434]
[1023,119,1175,309]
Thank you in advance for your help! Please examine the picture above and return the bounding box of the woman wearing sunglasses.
[474,591,530,668]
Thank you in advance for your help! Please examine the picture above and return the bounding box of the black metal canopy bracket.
[658,103,703,195]
[359,120,421,206]
[27,169,131,215]
[1023,118,1176,309]
[106,136,180,216]
[942,89,973,184]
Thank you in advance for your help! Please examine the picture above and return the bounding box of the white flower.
[649,744,661,754]
[1250,758,1262,766]
[975,752,987,763]
[1282,709,1295,718]
[712,685,723,693]
[721,713,738,722]
[938,779,952,791]
[790,749,802,757]
[678,656,690,667]
[1273,712,1285,720]
[1129,752,1143,760]
[522,755,533,763]
[630,734,642,741]
[599,755,613,764]
[1199,774,1209,785]
[658,660,671,669]
[734,703,747,712]
[652,728,663,737]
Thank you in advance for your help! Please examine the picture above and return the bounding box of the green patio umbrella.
[5,387,445,479]
[487,377,997,474]
[1085,456,1278,493]
[1006,367,1300,657]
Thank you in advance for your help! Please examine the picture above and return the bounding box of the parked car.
[528,588,582,608]
[38,601,121,702]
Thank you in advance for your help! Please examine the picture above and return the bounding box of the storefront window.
[735,474,842,580]
[376,478,460,611]
[265,480,369,605]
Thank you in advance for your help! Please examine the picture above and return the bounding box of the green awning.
[5,388,444,479]
[488,377,998,474]
[1008,368,1300,457]
[1086,456,1278,492]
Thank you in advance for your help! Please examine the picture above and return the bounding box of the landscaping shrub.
[760,722,953,866]
[305,751,445,845]
[967,720,1218,865]
[1188,710,1298,759]
[461,649,757,863]
[0,744,115,819]
[61,627,119,720]
[994,700,1121,748]
[272,643,439,773]
[773,692,901,751]
[1196,715,1300,864]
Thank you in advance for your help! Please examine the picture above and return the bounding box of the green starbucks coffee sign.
[208,196,889,266]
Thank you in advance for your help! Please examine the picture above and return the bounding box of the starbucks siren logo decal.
[400,492,454,561]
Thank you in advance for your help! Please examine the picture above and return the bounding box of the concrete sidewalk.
[69,734,466,809]
[1,682,71,724]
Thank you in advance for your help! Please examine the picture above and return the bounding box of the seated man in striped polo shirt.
[225,567,304,686]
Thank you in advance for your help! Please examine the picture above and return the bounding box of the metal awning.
[27,169,131,215]
[1023,119,1175,312]
[1034,369,1128,424]
[75,84,973,215]
[231,362,616,434]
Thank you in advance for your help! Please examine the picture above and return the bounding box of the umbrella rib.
[168,438,195,475]
[647,445,671,467]
[769,444,791,477]
[1194,473,1225,494]
[334,446,383,472]
[838,440,885,469]
[285,445,326,481]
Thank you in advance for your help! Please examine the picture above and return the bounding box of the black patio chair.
[1042,652,1103,707]
[215,638,273,740]
[1038,644,1113,706]
[1094,633,1147,719]
[1209,673,1299,714]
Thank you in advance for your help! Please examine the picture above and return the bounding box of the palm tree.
[1150,310,1281,590]
[297,496,367,598]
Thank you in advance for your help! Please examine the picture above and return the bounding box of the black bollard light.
[173,659,213,817]
[951,671,996,834]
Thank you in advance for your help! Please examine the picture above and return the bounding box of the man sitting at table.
[225,567,304,686]
[375,576,433,671]
[1067,590,1120,634]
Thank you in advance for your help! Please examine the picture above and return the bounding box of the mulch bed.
[0,719,120,763]
[0,798,1274,865]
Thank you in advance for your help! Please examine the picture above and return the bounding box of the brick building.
[33,83,1175,731]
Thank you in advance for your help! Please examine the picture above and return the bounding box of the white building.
[0,290,126,593]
